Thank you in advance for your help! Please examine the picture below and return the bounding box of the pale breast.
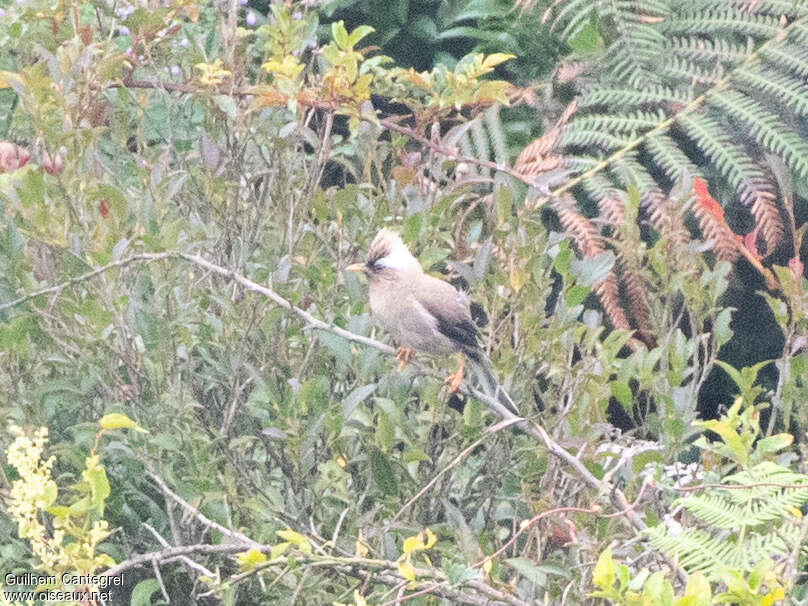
[368,279,458,355]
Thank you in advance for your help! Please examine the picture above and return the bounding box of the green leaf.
[369,448,398,496]
[754,433,793,457]
[592,548,615,590]
[570,251,615,287]
[86,464,110,515]
[674,572,711,606]
[610,381,633,410]
[341,384,376,419]
[130,578,160,606]
[713,308,733,347]
[214,95,237,120]
[568,19,602,53]
[277,529,312,555]
[332,21,349,48]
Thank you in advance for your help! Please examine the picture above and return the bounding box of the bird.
[345,229,518,416]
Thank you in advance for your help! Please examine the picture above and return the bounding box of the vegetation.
[0,0,807,605]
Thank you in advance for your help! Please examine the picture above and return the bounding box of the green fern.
[527,0,808,330]
[646,461,808,579]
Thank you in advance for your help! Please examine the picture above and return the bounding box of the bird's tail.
[465,349,519,416]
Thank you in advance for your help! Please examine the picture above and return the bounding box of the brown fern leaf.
[517,156,565,180]
[689,199,741,263]
[514,101,577,178]
[554,198,631,330]
[595,272,631,331]
[749,190,784,257]
[554,198,603,257]
[596,190,626,226]
[618,255,653,340]
[645,190,691,248]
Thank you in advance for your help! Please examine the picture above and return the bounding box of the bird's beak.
[345,263,365,274]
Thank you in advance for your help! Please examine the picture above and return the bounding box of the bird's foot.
[395,347,415,371]
[444,359,465,393]
[444,370,464,393]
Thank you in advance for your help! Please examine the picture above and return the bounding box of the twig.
[147,470,259,546]
[378,118,533,186]
[0,252,173,313]
[143,523,215,578]
[151,557,170,603]
[392,417,524,522]
[101,543,259,578]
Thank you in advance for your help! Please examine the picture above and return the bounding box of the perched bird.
[346,229,518,415]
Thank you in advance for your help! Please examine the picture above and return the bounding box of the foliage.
[1,416,143,603]
[594,386,808,606]
[521,0,808,343]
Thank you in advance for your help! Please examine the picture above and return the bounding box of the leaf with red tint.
[693,177,724,222]
[40,151,64,175]
[743,226,761,261]
[789,256,804,280]
[99,200,110,219]
[0,141,31,173]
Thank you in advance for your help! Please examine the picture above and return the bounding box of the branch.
[147,470,259,546]
[101,543,257,578]
[377,118,534,186]
[117,76,535,188]
[0,252,173,313]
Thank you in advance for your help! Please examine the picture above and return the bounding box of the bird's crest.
[367,229,407,265]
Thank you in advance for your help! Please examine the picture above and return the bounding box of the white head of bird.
[345,228,422,281]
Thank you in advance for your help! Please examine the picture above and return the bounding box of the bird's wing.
[415,275,479,351]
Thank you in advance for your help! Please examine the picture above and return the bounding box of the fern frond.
[735,65,808,117]
[750,190,784,257]
[677,112,767,200]
[578,86,692,109]
[596,271,631,330]
[666,36,752,63]
[483,106,508,167]
[646,193,692,248]
[515,102,576,176]
[610,157,660,196]
[787,19,808,43]
[660,55,724,84]
[555,198,603,257]
[688,195,741,262]
[559,129,636,151]
[710,91,808,179]
[583,175,626,226]
[566,111,666,136]
[646,525,744,575]
[733,0,808,18]
[760,44,808,77]
[554,198,631,330]
[645,134,702,182]
[618,255,652,338]
[668,10,784,37]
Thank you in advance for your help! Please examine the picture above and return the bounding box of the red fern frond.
[691,178,741,262]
